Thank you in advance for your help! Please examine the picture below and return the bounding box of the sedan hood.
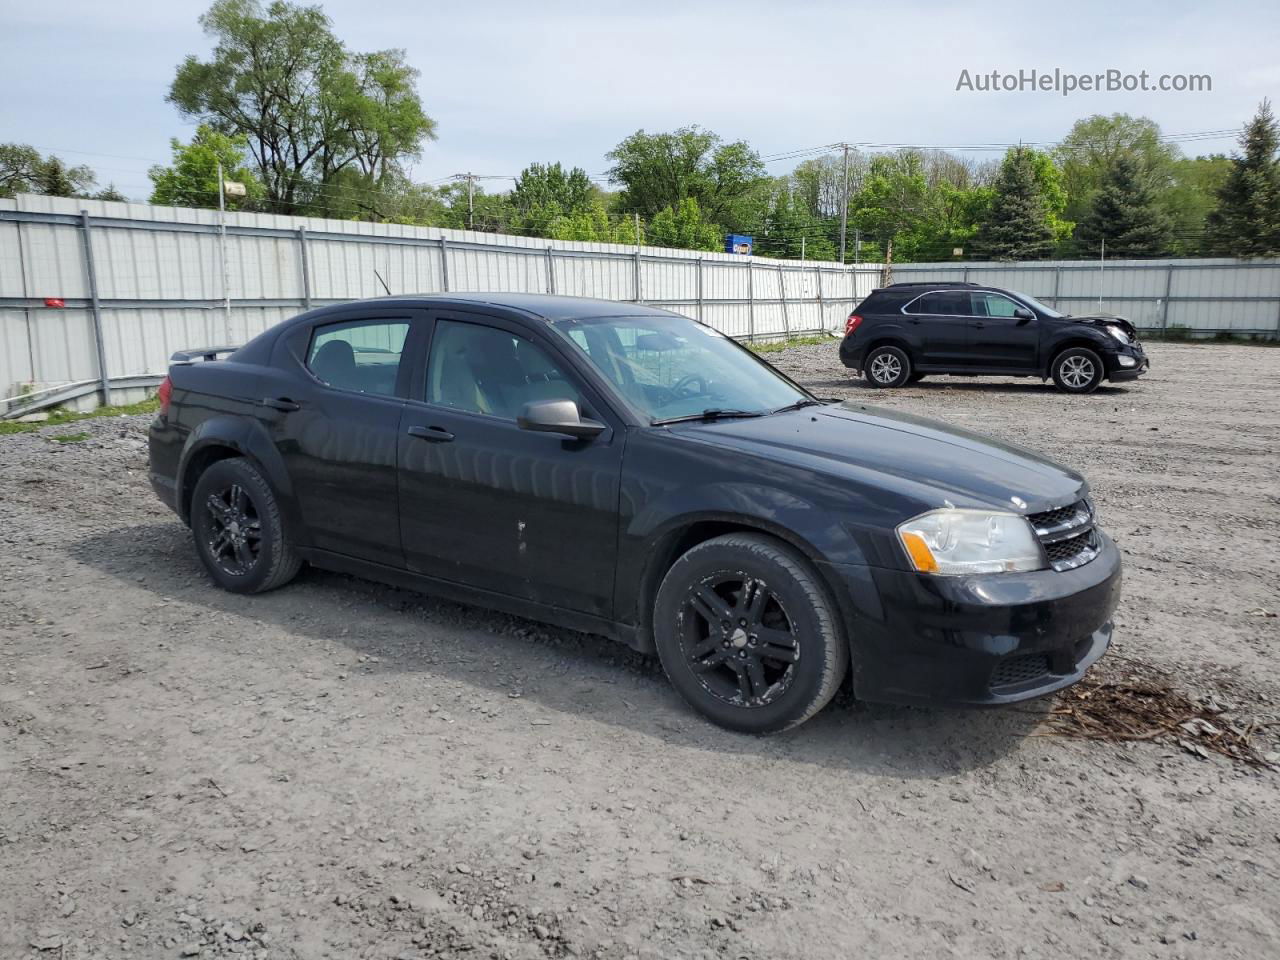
[673,402,1086,514]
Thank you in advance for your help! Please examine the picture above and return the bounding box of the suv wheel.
[190,457,301,594]
[1051,347,1104,394]
[864,345,912,388]
[653,533,849,734]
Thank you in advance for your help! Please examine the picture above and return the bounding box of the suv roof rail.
[885,281,982,288]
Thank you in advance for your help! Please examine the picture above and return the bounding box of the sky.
[2,0,1278,201]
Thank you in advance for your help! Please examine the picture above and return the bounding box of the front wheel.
[1051,347,1104,394]
[863,345,912,388]
[190,457,301,594]
[653,534,849,734]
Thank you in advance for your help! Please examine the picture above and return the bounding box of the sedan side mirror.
[517,399,606,440]
[1013,306,1035,322]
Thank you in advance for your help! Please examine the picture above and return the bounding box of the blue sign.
[725,234,753,255]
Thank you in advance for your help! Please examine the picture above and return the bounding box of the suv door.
[397,311,625,618]
[901,290,972,366]
[263,309,426,567]
[967,292,1040,370]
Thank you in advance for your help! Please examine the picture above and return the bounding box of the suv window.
[905,291,970,316]
[972,293,1023,318]
[427,319,585,420]
[307,319,410,396]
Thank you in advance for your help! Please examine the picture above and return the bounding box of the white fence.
[890,258,1280,338]
[0,195,879,413]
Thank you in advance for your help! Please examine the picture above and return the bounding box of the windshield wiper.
[652,408,765,426]
[770,398,827,415]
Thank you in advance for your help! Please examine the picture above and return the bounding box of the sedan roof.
[312,292,685,322]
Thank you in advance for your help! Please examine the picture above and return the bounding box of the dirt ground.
[2,341,1278,960]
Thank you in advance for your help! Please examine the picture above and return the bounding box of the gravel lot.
[2,341,1278,960]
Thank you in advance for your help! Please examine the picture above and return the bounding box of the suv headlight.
[897,509,1045,575]
[1105,325,1131,345]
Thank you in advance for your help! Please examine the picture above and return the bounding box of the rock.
[471,905,484,920]
[1128,874,1150,890]
[180,944,201,956]
[455,863,472,875]
[533,924,550,940]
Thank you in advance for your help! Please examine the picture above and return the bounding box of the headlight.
[1105,325,1130,345]
[897,509,1045,575]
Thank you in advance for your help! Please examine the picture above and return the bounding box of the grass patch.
[748,334,834,354]
[0,396,159,437]
[52,431,90,444]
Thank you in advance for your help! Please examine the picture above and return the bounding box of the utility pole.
[452,173,478,229]
[838,143,850,265]
[1098,237,1106,311]
[217,160,230,341]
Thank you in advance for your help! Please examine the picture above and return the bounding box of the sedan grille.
[990,653,1051,689]
[1027,500,1100,572]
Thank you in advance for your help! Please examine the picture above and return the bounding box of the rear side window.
[906,291,969,316]
[307,319,410,396]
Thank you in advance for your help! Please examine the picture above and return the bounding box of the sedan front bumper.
[822,532,1121,705]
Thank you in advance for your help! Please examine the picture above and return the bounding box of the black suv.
[839,282,1149,393]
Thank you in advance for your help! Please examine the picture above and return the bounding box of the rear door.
[967,291,1040,370]
[263,307,426,567]
[397,311,625,617]
[901,290,972,366]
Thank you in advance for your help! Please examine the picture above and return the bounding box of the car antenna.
[373,268,392,296]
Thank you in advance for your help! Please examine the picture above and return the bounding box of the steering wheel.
[670,373,709,399]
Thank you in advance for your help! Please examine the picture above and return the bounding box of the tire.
[190,457,301,594]
[1051,347,1104,394]
[863,345,912,388]
[652,533,849,734]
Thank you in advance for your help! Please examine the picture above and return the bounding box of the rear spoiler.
[170,346,240,365]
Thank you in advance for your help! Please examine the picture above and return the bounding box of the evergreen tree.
[973,148,1055,260]
[1205,100,1280,257]
[1074,153,1173,256]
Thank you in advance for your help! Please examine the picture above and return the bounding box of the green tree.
[1055,114,1179,223]
[1,145,99,198]
[850,152,930,266]
[646,197,721,251]
[1163,155,1231,254]
[1205,100,1280,257]
[973,147,1056,260]
[1074,153,1174,256]
[606,126,768,232]
[148,124,264,209]
[509,162,596,236]
[755,183,836,260]
[168,0,436,214]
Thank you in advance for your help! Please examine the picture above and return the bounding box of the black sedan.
[148,293,1120,733]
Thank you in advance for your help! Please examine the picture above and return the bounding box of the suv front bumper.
[821,532,1121,705]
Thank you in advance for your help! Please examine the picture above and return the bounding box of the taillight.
[845,313,863,336]
[157,375,173,416]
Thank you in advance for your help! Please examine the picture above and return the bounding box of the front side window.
[426,319,585,420]
[551,313,808,423]
[307,319,410,396]
[973,293,1022,318]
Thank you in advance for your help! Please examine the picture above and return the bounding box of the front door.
[397,312,625,618]
[265,310,424,567]
[967,291,1040,370]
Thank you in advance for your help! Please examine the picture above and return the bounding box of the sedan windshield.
[1010,289,1065,319]
[551,313,809,423]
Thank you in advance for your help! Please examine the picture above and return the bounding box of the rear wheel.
[863,345,912,388]
[1051,347,1104,394]
[653,533,848,734]
[190,457,300,594]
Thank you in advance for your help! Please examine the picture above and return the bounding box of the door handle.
[406,425,455,443]
[261,397,300,412]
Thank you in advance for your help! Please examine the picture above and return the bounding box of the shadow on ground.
[71,522,1055,780]
[806,376,1133,397]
